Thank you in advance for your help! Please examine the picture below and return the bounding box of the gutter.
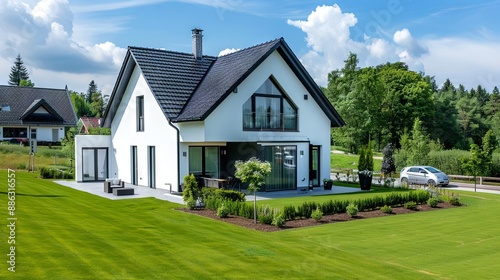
[167,118,181,192]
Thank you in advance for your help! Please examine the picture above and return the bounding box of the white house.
[0,85,77,144]
[75,29,345,191]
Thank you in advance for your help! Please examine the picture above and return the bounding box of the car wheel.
[427,179,436,187]
[401,177,408,186]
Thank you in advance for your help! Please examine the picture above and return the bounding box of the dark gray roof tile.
[0,85,77,126]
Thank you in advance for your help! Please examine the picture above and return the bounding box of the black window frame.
[243,78,298,132]
[136,96,144,132]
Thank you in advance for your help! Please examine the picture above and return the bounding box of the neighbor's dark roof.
[104,37,345,127]
[0,86,77,126]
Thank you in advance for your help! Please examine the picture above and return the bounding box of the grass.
[0,144,71,170]
[331,151,382,171]
[1,170,500,279]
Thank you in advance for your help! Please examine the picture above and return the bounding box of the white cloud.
[287,4,366,85]
[218,48,240,56]
[0,0,125,94]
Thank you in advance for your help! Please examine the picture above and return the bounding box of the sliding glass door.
[262,145,296,191]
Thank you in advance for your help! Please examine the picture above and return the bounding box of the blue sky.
[1,0,499,95]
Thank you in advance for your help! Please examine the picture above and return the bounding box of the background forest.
[323,53,500,176]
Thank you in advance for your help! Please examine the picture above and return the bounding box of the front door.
[82,148,108,181]
[310,145,320,188]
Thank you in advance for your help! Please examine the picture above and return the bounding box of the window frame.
[243,78,298,132]
[136,96,144,132]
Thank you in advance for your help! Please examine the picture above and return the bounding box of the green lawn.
[331,151,382,171]
[1,170,500,279]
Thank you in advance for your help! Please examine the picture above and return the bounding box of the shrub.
[258,214,273,224]
[215,189,246,202]
[216,204,229,218]
[427,197,440,208]
[283,205,297,221]
[449,196,461,206]
[272,213,286,228]
[311,208,323,222]
[297,201,317,218]
[404,201,417,210]
[186,198,197,210]
[346,203,358,217]
[380,205,393,214]
[182,174,199,203]
[320,200,335,215]
[39,167,74,179]
[258,205,274,225]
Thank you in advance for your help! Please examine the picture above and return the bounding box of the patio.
[54,180,363,204]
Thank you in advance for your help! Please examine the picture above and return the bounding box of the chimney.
[192,28,203,60]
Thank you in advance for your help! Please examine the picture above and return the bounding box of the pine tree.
[8,54,30,86]
[87,80,98,103]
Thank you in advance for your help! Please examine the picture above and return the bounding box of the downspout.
[167,119,181,192]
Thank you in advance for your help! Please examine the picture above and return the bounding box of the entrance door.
[131,146,138,185]
[148,146,156,189]
[310,146,320,187]
[82,148,108,182]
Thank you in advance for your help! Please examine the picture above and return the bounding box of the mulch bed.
[179,202,457,232]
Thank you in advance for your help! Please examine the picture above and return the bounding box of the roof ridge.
[218,37,283,57]
[129,46,217,59]
[0,85,66,91]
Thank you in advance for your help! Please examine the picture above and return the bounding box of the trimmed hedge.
[203,189,432,223]
[40,167,74,179]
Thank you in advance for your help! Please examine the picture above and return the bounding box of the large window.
[243,78,297,131]
[3,128,27,138]
[189,146,219,178]
[136,96,144,131]
[262,145,296,191]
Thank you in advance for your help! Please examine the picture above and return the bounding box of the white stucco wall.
[75,135,114,182]
[177,50,332,186]
[111,65,179,190]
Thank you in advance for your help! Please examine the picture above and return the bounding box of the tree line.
[323,53,500,153]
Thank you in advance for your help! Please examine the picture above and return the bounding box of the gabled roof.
[103,37,345,128]
[103,47,216,126]
[78,116,100,134]
[0,86,77,126]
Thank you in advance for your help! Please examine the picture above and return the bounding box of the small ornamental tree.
[357,146,367,171]
[235,157,271,224]
[461,144,489,192]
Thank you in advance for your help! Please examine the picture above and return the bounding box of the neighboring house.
[0,85,77,144]
[75,29,345,191]
[78,117,101,134]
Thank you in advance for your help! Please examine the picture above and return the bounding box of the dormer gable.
[20,99,64,123]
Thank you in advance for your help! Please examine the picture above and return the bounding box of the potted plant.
[323,178,334,190]
[358,144,374,190]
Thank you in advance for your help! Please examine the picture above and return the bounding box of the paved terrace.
[54,180,364,204]
[54,179,500,205]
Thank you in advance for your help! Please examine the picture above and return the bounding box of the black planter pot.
[358,172,372,190]
[324,181,333,190]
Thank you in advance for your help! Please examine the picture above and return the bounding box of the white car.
[400,166,449,187]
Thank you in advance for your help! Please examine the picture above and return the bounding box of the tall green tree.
[87,80,98,103]
[70,91,92,118]
[378,63,435,148]
[8,54,30,86]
